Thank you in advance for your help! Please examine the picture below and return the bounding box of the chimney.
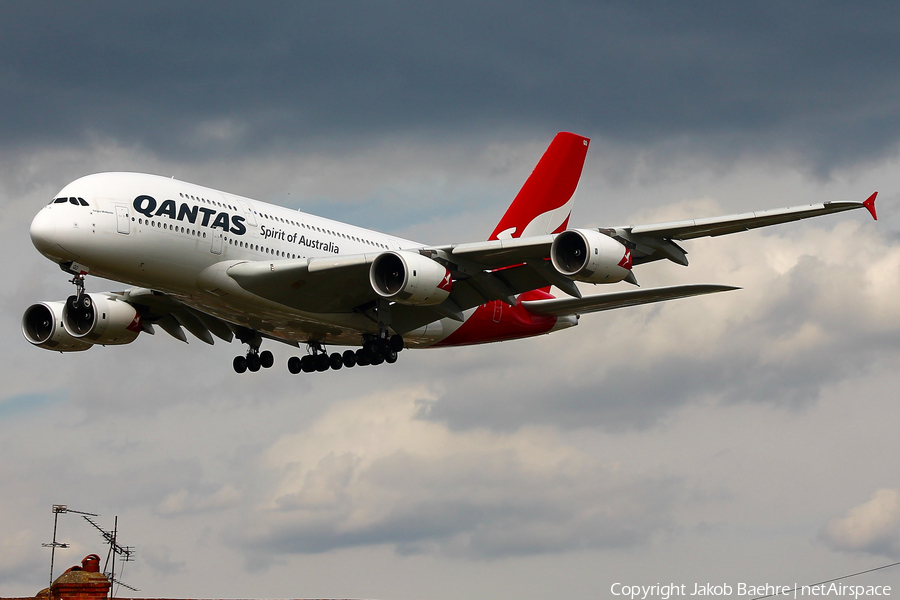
[37,555,110,600]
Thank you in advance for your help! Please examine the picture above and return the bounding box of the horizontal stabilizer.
[520,284,739,317]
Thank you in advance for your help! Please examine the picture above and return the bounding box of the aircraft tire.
[390,334,404,352]
[371,353,384,366]
[301,355,316,373]
[329,352,343,370]
[233,356,247,374]
[287,356,302,374]
[247,354,261,372]
[342,350,357,368]
[315,354,330,372]
[385,348,398,363]
[356,349,371,366]
[260,350,274,369]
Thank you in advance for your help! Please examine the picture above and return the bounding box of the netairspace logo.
[610,582,892,599]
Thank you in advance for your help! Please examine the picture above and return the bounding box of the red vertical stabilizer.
[488,132,590,241]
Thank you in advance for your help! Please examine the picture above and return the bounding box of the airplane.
[23,132,878,374]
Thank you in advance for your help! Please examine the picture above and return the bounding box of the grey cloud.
[239,448,679,561]
[4,2,900,171]
[208,389,685,563]
[140,545,187,577]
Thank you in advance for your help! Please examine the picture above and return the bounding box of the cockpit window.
[50,196,89,206]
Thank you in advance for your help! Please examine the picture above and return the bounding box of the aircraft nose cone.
[30,207,79,263]
[30,208,56,254]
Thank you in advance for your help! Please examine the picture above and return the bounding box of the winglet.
[863,191,878,220]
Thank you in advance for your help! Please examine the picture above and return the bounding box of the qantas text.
[133,195,246,235]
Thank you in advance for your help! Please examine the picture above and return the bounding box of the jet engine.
[61,293,142,345]
[22,301,93,352]
[369,251,453,306]
[551,229,632,284]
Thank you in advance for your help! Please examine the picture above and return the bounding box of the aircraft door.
[492,300,502,323]
[237,199,258,227]
[211,231,224,254]
[115,205,130,234]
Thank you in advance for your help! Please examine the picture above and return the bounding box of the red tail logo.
[618,248,633,270]
[488,132,590,241]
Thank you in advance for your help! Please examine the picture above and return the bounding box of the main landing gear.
[232,330,273,374]
[233,348,274,373]
[286,334,404,375]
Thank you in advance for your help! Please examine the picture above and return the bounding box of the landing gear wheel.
[342,350,357,368]
[356,348,371,366]
[247,353,261,372]
[233,355,247,373]
[315,354,330,372]
[371,352,384,366]
[260,350,274,369]
[301,355,316,373]
[390,334,404,352]
[385,348,398,363]
[287,356,302,374]
[329,352,343,370]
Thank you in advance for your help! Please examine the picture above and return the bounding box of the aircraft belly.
[176,294,378,346]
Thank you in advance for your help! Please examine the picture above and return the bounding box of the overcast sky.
[2,2,900,599]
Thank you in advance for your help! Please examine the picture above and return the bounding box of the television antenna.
[42,505,98,592]
[82,515,138,596]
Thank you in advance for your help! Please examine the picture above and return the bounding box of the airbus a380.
[24,132,877,374]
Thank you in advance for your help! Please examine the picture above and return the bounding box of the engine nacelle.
[551,229,633,284]
[62,293,142,345]
[369,251,453,306]
[22,302,93,352]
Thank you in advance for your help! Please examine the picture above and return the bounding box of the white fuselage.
[29,172,482,347]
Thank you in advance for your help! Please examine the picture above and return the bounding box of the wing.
[206,193,876,335]
[610,193,877,266]
[114,288,287,347]
[520,284,738,316]
[214,250,563,334]
[225,253,382,313]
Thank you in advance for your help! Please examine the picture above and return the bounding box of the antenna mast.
[82,515,137,596]
[42,505,99,592]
